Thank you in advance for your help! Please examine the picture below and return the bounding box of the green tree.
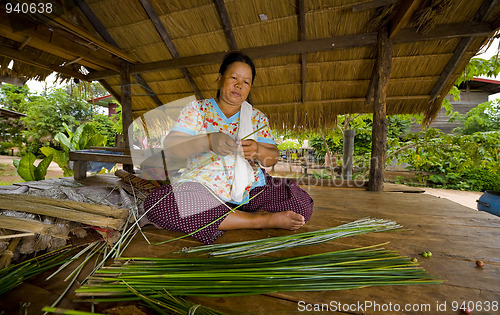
[0,84,31,152]
[21,86,94,155]
[392,128,500,191]
[442,56,500,117]
[89,113,118,147]
[452,100,500,134]
[0,84,31,112]
[456,56,500,86]
[307,114,411,164]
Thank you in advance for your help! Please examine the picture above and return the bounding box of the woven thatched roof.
[1,0,499,131]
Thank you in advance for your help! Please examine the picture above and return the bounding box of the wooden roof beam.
[98,79,121,104]
[212,0,254,104]
[73,0,119,47]
[389,0,422,39]
[0,21,118,72]
[74,0,163,107]
[134,74,163,107]
[214,0,238,50]
[42,12,139,63]
[368,0,422,103]
[17,36,31,51]
[298,0,307,104]
[256,95,430,107]
[365,59,378,105]
[352,0,398,12]
[139,0,203,100]
[87,21,494,81]
[0,44,88,81]
[430,0,498,102]
[0,75,27,87]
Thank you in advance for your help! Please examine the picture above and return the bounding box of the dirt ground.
[0,155,484,210]
[0,154,64,185]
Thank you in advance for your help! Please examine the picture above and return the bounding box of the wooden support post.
[120,62,134,173]
[368,30,392,191]
[73,160,87,180]
[343,129,356,180]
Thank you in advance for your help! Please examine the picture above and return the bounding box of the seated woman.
[144,51,314,244]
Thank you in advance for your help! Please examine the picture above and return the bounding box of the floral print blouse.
[170,98,276,203]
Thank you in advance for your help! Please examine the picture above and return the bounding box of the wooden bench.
[69,147,184,180]
[69,149,133,180]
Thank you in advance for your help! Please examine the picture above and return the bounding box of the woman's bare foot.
[258,211,305,230]
[218,210,305,231]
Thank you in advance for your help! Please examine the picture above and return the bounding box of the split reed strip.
[0,198,125,230]
[0,194,128,219]
[76,244,441,299]
[180,218,402,258]
[0,215,69,239]
[0,232,36,240]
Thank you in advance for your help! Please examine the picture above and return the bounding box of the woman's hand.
[241,139,259,161]
[209,132,237,156]
[241,140,279,167]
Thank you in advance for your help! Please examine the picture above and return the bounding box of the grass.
[0,161,22,185]
[0,180,20,186]
[0,162,17,176]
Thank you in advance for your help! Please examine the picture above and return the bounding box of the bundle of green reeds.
[180,218,401,258]
[76,244,440,299]
[0,246,79,295]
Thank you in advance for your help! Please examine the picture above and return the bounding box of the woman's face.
[218,61,253,107]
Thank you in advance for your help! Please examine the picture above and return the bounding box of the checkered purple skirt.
[144,172,314,244]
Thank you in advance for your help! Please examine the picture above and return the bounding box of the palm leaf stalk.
[179,218,402,258]
[76,244,441,299]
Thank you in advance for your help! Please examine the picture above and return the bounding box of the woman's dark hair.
[217,51,256,98]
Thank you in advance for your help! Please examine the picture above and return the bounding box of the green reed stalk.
[123,283,226,315]
[0,246,79,296]
[42,307,105,315]
[179,218,402,258]
[76,244,441,299]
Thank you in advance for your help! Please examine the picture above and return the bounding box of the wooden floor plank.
[1,182,499,314]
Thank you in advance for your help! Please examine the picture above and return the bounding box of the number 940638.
[451,300,498,312]
[5,2,53,14]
